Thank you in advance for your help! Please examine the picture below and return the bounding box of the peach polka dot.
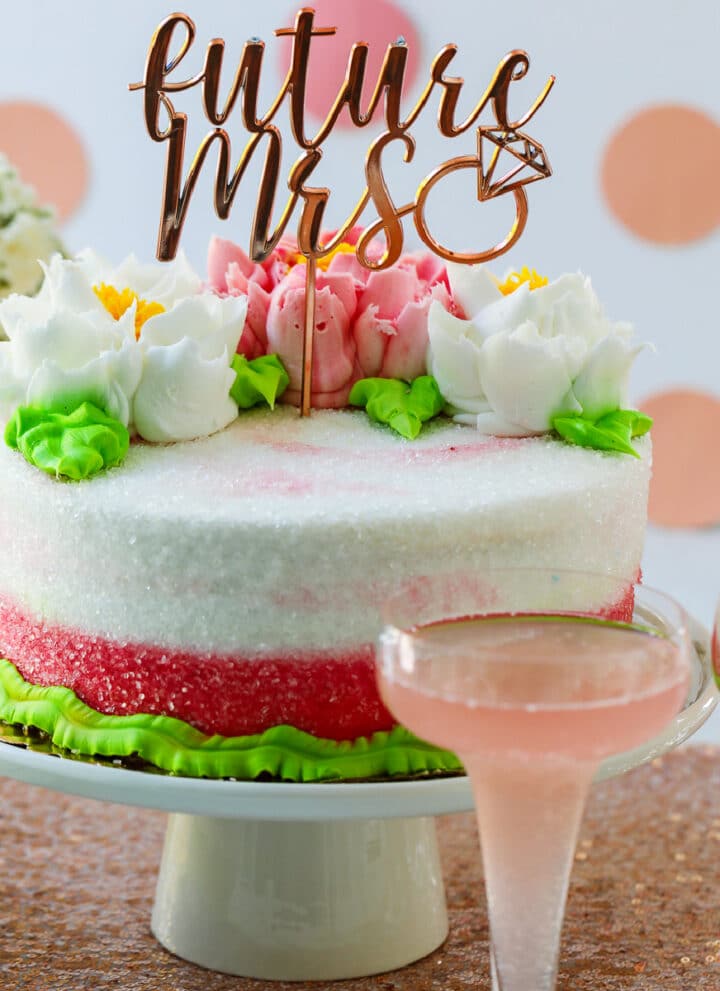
[601,105,720,245]
[279,0,420,129]
[642,389,720,528]
[0,101,89,222]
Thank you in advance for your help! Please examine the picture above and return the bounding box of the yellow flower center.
[496,267,548,296]
[94,283,165,339]
[291,242,357,272]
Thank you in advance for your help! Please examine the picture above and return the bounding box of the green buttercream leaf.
[0,659,462,782]
[230,353,290,410]
[5,402,129,480]
[606,408,653,438]
[552,408,653,458]
[553,415,638,457]
[349,376,445,440]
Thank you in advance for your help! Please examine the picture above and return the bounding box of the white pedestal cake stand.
[0,621,716,983]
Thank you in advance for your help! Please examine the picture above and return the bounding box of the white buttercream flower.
[0,155,64,327]
[428,264,641,436]
[133,295,243,442]
[78,248,202,310]
[0,255,142,423]
[0,252,247,443]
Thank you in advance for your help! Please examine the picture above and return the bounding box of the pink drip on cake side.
[255,434,525,462]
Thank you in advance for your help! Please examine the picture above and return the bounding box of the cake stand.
[0,620,716,983]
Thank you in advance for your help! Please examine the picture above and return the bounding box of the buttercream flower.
[0,155,65,335]
[212,230,451,408]
[0,255,143,424]
[315,225,453,374]
[428,264,641,436]
[266,262,362,408]
[353,253,453,382]
[207,236,299,361]
[0,251,247,443]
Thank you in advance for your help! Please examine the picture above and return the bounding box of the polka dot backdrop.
[0,101,88,222]
[641,390,720,529]
[277,0,420,127]
[601,105,720,245]
[0,0,718,731]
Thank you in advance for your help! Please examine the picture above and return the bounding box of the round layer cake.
[0,406,650,778]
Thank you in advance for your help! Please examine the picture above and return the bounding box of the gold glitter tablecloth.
[0,746,718,991]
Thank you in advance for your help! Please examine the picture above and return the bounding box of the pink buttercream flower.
[266,262,363,408]
[207,236,299,360]
[353,254,453,381]
[208,232,453,408]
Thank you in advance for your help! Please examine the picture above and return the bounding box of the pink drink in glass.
[379,612,690,991]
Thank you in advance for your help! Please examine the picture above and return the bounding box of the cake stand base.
[151,813,448,981]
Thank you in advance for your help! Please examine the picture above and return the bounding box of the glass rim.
[381,567,690,641]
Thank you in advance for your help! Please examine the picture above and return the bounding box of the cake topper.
[131,8,554,415]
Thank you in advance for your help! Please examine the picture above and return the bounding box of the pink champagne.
[379,616,689,991]
[380,616,688,761]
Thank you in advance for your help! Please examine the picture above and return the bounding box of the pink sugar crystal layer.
[0,597,391,739]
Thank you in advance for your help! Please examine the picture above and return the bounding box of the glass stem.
[465,754,596,991]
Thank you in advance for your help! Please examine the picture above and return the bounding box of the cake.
[0,237,652,780]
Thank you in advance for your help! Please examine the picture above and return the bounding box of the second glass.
[378,569,692,991]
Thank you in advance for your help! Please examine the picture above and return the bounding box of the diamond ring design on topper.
[131,7,554,415]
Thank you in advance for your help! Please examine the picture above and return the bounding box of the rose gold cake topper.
[131,8,554,415]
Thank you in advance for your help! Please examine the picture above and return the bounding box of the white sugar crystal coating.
[0,408,650,654]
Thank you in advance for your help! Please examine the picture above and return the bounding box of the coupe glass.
[377,569,692,991]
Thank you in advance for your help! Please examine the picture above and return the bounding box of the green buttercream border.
[0,659,462,782]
